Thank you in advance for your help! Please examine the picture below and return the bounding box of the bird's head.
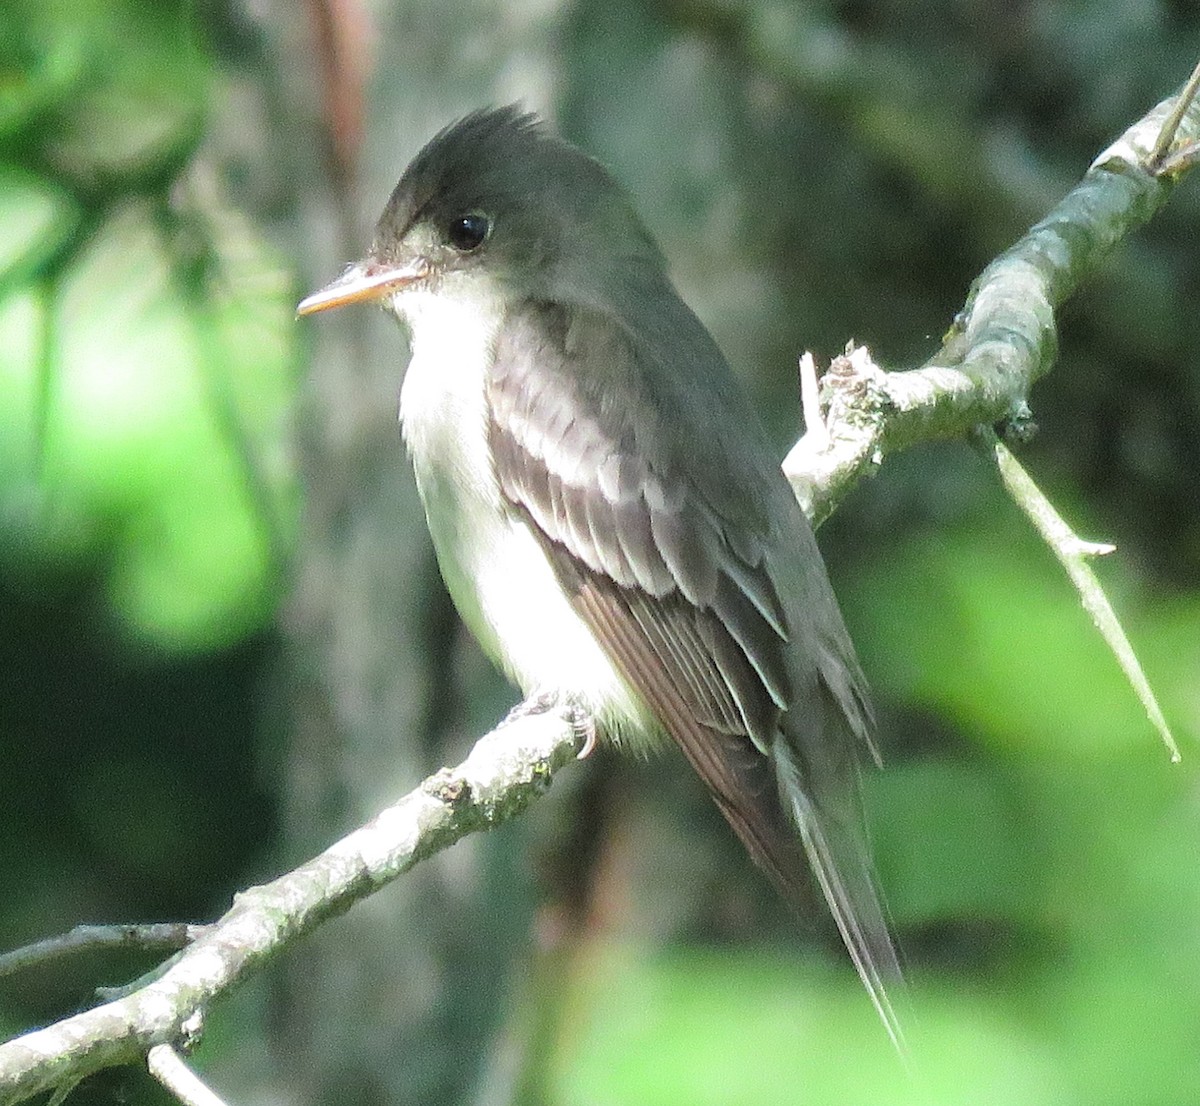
[297,105,668,320]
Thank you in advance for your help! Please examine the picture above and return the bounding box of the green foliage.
[559,949,1059,1106]
[845,485,1193,759]
[0,168,78,283]
[0,1,295,649]
[2,0,208,187]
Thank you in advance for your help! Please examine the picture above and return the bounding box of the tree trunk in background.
[266,2,566,1103]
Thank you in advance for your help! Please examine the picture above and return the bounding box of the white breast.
[392,279,646,734]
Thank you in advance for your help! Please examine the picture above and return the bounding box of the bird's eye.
[446,213,490,252]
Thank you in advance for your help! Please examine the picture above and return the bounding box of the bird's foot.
[572,709,598,759]
[506,690,597,759]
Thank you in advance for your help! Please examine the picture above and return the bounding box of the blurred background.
[2,1,1198,1103]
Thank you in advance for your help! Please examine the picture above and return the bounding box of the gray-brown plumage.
[298,105,905,1050]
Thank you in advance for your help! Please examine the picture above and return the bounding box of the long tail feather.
[772,732,908,1057]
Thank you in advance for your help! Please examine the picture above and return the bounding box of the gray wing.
[487,299,904,1049]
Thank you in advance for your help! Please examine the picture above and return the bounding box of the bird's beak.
[296,257,428,316]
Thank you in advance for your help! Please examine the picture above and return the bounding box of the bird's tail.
[771,724,907,1057]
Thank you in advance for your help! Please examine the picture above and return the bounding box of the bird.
[298,105,904,1050]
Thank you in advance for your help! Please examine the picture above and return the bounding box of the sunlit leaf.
[0,167,79,283]
[1,197,296,649]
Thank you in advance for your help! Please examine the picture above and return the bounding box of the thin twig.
[984,429,1180,762]
[94,948,193,1003]
[148,1045,231,1106]
[1150,56,1200,169]
[44,1078,82,1106]
[1154,139,1200,177]
[798,351,829,450]
[0,925,208,980]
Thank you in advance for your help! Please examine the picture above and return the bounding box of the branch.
[0,706,581,1106]
[783,73,1195,762]
[148,1044,232,1106]
[983,430,1181,762]
[784,75,1200,526]
[0,925,207,981]
[4,67,1197,1106]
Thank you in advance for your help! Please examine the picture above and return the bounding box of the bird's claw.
[508,691,597,758]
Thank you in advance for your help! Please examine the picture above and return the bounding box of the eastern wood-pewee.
[298,106,903,1048]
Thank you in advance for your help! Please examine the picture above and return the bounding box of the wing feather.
[487,299,904,1050]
